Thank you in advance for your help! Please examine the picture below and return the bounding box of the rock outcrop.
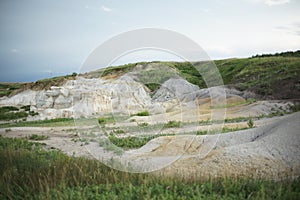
[0,75,153,120]
[133,112,300,180]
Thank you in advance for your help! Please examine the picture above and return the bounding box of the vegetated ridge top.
[1,50,299,100]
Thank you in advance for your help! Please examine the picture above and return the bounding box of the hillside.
[80,52,300,100]
[2,50,299,100]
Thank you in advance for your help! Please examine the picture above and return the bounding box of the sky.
[0,0,299,82]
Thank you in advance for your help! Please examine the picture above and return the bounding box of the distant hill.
[1,50,299,100]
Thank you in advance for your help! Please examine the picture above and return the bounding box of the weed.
[164,121,181,128]
[111,129,125,134]
[20,105,30,111]
[28,134,49,140]
[138,122,149,127]
[130,118,136,122]
[133,111,150,116]
[247,118,254,128]
[98,117,106,125]
[5,128,11,132]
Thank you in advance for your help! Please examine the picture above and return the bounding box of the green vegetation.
[98,117,107,125]
[0,106,28,121]
[0,82,24,97]
[5,128,11,132]
[108,135,151,149]
[0,117,74,128]
[97,115,129,126]
[0,105,38,121]
[138,122,149,127]
[110,128,125,134]
[164,120,181,128]
[100,63,137,77]
[251,50,300,58]
[214,56,300,98]
[20,105,31,111]
[99,138,123,155]
[2,50,300,100]
[290,103,300,112]
[1,136,299,199]
[134,110,150,116]
[80,50,300,99]
[108,134,175,150]
[0,106,19,112]
[135,66,178,92]
[28,134,49,140]
[195,126,250,135]
[247,118,254,128]
[0,111,28,120]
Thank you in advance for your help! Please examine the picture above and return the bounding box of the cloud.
[262,0,290,6]
[202,8,211,13]
[275,22,300,36]
[101,6,112,12]
[248,0,290,6]
[10,49,18,53]
[85,5,112,12]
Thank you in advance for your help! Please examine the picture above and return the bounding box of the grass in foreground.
[1,136,299,199]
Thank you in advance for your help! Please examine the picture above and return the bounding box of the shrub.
[29,111,39,116]
[196,130,208,135]
[135,111,150,116]
[20,105,31,111]
[247,118,254,128]
[98,118,106,125]
[28,134,49,140]
[112,129,125,134]
[0,111,28,121]
[164,121,181,128]
[0,106,19,113]
[138,122,149,127]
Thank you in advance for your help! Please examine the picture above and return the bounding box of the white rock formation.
[0,75,153,120]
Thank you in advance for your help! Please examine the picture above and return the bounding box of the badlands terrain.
[0,52,300,181]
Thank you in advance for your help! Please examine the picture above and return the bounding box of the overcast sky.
[0,0,299,82]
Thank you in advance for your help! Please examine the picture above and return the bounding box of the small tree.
[247,118,254,128]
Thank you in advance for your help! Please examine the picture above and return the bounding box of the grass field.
[0,136,299,199]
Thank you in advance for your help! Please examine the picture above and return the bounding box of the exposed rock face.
[153,77,200,102]
[0,90,37,106]
[0,75,153,120]
[135,112,300,180]
[0,72,291,120]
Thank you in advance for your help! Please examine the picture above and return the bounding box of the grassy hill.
[92,51,300,99]
[1,50,299,100]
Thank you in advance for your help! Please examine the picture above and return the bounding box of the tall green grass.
[0,136,299,199]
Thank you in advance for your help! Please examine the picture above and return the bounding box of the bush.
[0,111,28,121]
[138,122,149,127]
[135,111,150,116]
[0,106,19,113]
[247,118,254,128]
[28,134,49,140]
[20,105,30,111]
[29,111,39,116]
[98,118,106,125]
[164,121,181,128]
